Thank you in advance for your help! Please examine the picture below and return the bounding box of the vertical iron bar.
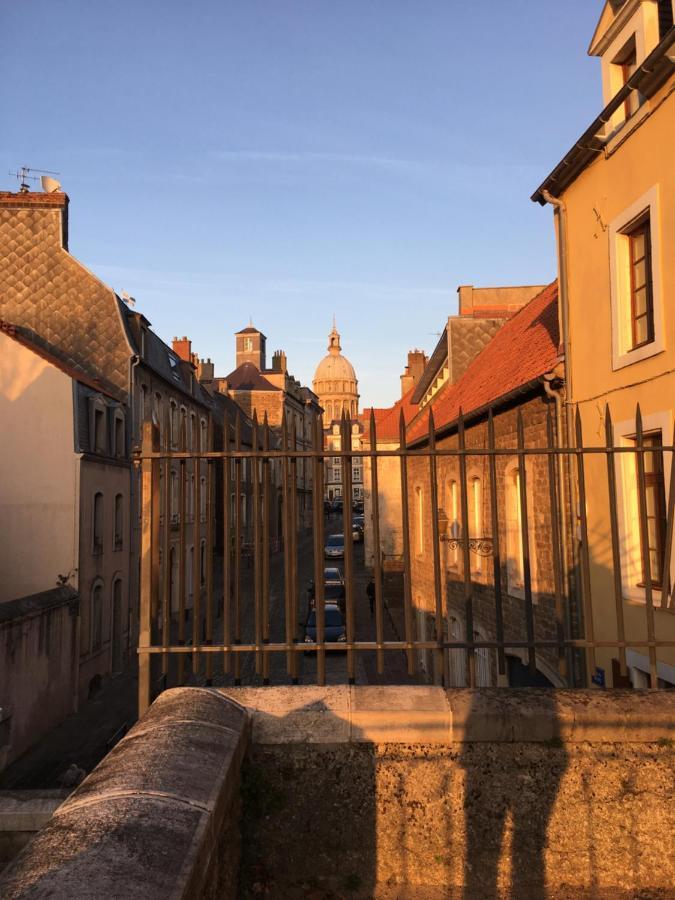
[290,416,299,683]
[342,412,356,682]
[222,409,231,674]
[252,412,262,676]
[574,407,597,682]
[161,406,171,685]
[312,412,326,685]
[138,418,159,715]
[659,421,675,610]
[178,421,187,685]
[427,410,444,684]
[635,405,659,688]
[546,404,566,682]
[604,406,627,677]
[399,409,416,674]
[282,411,294,677]
[487,410,506,678]
[192,435,202,676]
[370,410,385,675]
[516,410,536,675]
[262,413,271,684]
[457,410,475,686]
[205,420,214,686]
[233,414,242,685]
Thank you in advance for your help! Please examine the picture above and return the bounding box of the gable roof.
[225,362,280,392]
[0,319,123,400]
[362,385,419,444]
[407,281,560,445]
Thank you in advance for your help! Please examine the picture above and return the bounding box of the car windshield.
[308,609,344,628]
[326,535,344,547]
[324,568,341,580]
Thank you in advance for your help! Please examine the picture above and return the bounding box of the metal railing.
[135,402,675,713]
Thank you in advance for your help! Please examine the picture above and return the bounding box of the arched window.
[200,476,207,521]
[505,460,536,599]
[113,493,123,550]
[93,492,104,555]
[469,475,483,574]
[447,480,460,567]
[200,418,208,452]
[113,410,125,457]
[170,401,178,448]
[92,582,103,652]
[415,486,424,555]
[171,470,179,522]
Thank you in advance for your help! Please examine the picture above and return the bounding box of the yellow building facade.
[534,0,675,687]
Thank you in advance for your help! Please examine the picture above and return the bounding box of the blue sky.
[2,1,603,408]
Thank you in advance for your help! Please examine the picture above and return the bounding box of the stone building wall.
[407,393,574,686]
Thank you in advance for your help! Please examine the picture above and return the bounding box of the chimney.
[0,190,69,250]
[198,357,215,383]
[272,349,287,373]
[172,335,192,362]
[400,349,428,398]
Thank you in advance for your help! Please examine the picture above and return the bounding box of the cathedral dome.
[312,321,359,422]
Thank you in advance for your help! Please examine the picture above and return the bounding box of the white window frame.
[609,185,664,370]
[614,408,672,603]
[504,457,537,603]
[447,479,460,568]
[468,471,483,575]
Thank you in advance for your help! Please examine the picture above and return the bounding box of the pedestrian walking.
[366,578,375,616]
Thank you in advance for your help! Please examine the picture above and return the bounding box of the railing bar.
[428,410,444,685]
[546,404,567,682]
[457,411,476,687]
[178,439,187,685]
[138,418,158,715]
[342,413,356,683]
[516,411,536,675]
[262,415,271,685]
[604,406,627,677]
[192,438,202,677]
[399,409,416,675]
[370,410,385,675]
[161,440,171,684]
[281,412,293,678]
[290,431,300,683]
[233,414,242,685]
[660,421,675,611]
[313,414,326,686]
[252,413,262,677]
[635,406,659,689]
[574,407,597,683]
[487,411,506,678]
[205,435,215,686]
[222,412,231,675]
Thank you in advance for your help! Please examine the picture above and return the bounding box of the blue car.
[324,533,345,558]
[303,604,347,649]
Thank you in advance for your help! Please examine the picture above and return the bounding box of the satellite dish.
[41,175,61,193]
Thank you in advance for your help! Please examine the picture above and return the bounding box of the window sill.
[612,340,664,371]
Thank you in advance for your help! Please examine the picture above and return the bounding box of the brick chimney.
[400,349,428,397]
[172,336,192,362]
[272,349,287,373]
[198,358,215,383]
[0,190,69,250]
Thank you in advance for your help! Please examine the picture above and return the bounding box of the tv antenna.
[8,166,61,193]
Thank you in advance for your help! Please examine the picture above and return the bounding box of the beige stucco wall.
[0,334,78,603]
[561,73,675,682]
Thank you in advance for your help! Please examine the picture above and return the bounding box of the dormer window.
[89,396,107,455]
[613,35,640,120]
[168,354,181,382]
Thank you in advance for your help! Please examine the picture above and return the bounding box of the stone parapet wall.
[0,689,249,900]
[232,686,675,898]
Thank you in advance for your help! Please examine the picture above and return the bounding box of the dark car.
[352,517,364,542]
[308,582,346,614]
[303,604,347,649]
[324,533,345,558]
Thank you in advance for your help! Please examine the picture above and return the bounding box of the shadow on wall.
[236,695,569,899]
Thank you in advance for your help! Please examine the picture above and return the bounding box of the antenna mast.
[8,166,60,193]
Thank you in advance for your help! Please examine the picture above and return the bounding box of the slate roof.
[0,194,131,400]
[120,304,212,408]
[236,325,266,336]
[225,362,280,392]
[407,281,559,445]
[0,319,122,400]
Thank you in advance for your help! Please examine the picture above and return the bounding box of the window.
[113,493,123,550]
[627,218,654,349]
[447,480,460,567]
[469,476,483,574]
[93,492,104,555]
[200,541,206,586]
[614,36,640,120]
[200,476,207,521]
[92,582,103,652]
[187,547,194,602]
[170,402,178,448]
[113,411,125,457]
[139,384,148,426]
[171,470,179,523]
[200,419,208,451]
[94,407,106,454]
[244,337,253,352]
[415,486,424,556]
[610,187,663,369]
[333,467,340,482]
[505,466,525,596]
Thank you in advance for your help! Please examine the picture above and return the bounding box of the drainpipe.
[541,189,583,686]
[128,353,141,654]
[542,373,574,685]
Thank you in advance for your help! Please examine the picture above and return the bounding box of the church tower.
[312,319,359,422]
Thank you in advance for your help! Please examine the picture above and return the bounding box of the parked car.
[324,533,345,558]
[308,582,346,614]
[303,603,347,649]
[352,517,364,542]
[352,500,364,514]
[323,567,344,586]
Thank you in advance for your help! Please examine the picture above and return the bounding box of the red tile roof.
[363,385,419,443]
[407,281,559,445]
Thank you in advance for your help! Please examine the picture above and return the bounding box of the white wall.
[0,334,78,602]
